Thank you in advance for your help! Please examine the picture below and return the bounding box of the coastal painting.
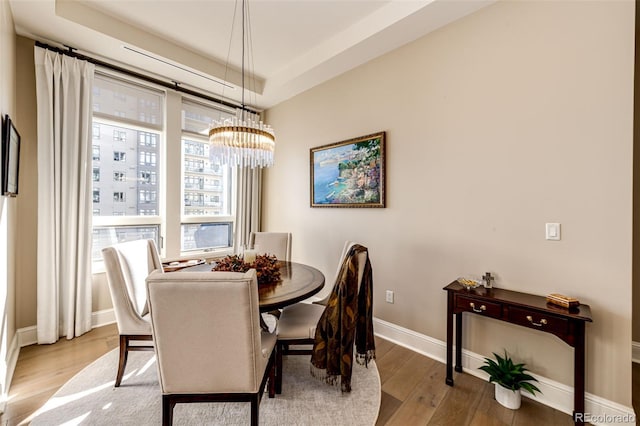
[310,132,385,208]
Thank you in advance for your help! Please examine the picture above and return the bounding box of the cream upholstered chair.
[249,231,292,261]
[275,241,368,393]
[146,269,276,426]
[101,239,162,387]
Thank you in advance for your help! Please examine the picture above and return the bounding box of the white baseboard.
[91,308,115,329]
[17,309,116,348]
[632,341,640,364]
[373,318,636,426]
[0,333,20,414]
[17,325,36,348]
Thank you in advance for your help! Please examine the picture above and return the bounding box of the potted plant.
[479,350,541,409]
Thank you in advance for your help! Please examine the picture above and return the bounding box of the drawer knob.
[526,315,548,327]
[469,302,486,313]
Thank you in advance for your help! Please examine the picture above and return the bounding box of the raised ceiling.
[9,0,494,109]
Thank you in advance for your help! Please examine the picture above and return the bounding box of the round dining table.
[182,261,326,312]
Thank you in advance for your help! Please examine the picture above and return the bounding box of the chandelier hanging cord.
[209,0,276,168]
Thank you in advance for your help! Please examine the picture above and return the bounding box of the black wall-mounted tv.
[2,114,21,197]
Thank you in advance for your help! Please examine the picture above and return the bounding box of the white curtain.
[34,47,95,343]
[233,109,263,249]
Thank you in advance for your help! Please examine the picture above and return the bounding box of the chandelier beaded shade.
[209,0,275,168]
[209,116,275,168]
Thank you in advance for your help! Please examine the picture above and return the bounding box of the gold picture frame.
[310,131,385,208]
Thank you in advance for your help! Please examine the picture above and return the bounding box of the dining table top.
[183,260,326,312]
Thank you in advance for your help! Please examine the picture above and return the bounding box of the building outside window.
[91,74,237,263]
[91,73,163,262]
[113,129,126,141]
[139,171,156,185]
[180,100,234,252]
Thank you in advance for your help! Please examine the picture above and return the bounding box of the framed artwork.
[310,131,385,208]
[1,114,21,197]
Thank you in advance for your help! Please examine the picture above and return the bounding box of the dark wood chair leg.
[250,394,259,426]
[275,342,283,394]
[268,357,275,398]
[162,395,174,426]
[115,335,129,387]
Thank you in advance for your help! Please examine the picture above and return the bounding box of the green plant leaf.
[478,350,541,396]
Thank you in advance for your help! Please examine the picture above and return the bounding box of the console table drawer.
[455,295,502,318]
[507,306,568,335]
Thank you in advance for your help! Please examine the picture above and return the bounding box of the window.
[139,132,157,147]
[139,151,156,166]
[180,100,234,252]
[139,189,156,203]
[139,171,156,185]
[92,225,159,262]
[113,91,127,102]
[91,73,163,262]
[182,222,232,252]
[93,124,100,139]
[91,74,237,264]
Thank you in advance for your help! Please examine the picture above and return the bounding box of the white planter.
[494,384,522,409]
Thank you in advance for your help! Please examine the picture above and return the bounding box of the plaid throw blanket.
[310,244,376,392]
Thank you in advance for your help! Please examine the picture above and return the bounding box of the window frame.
[179,98,236,256]
[91,72,238,271]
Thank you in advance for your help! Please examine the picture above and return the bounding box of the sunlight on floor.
[22,357,155,425]
[59,411,90,425]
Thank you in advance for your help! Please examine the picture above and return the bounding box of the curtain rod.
[34,40,257,114]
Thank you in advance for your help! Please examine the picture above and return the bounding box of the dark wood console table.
[443,281,592,425]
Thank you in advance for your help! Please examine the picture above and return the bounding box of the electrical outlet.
[385,290,394,303]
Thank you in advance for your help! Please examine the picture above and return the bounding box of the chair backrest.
[102,239,162,331]
[249,232,292,261]
[317,241,368,305]
[146,269,267,394]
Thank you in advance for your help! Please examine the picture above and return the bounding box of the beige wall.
[1,0,17,397]
[263,0,634,406]
[15,36,37,329]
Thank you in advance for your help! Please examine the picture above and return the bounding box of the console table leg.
[455,313,463,373]
[446,291,454,386]
[573,322,586,426]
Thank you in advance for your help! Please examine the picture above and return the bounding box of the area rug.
[30,349,380,425]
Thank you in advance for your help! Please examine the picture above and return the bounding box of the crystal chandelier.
[209,0,275,168]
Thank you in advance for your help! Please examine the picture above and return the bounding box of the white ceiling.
[9,0,494,109]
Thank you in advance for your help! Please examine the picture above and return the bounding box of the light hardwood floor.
[2,324,589,425]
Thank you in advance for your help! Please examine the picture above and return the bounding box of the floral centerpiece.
[212,254,281,285]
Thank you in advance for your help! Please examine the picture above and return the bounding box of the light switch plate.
[545,223,561,240]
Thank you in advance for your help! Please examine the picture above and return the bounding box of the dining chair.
[146,269,276,426]
[274,241,369,393]
[101,238,162,387]
[249,231,292,261]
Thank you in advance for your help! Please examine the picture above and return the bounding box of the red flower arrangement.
[212,254,281,285]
